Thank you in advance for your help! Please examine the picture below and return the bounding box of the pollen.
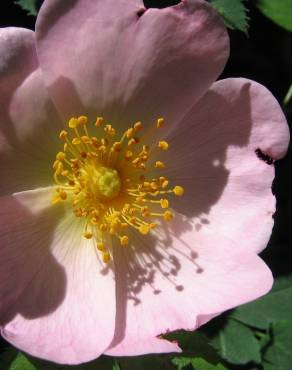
[52,115,184,262]
[158,141,169,151]
[173,185,184,196]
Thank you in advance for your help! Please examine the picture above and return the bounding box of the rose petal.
[164,78,289,253]
[36,0,229,128]
[105,216,272,355]
[0,188,63,316]
[0,188,116,364]
[0,28,63,196]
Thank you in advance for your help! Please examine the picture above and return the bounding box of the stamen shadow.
[108,83,255,349]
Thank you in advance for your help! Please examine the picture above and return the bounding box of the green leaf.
[263,321,292,370]
[284,84,292,106]
[165,331,222,361]
[209,319,261,365]
[167,331,226,370]
[117,332,226,370]
[231,286,292,330]
[172,357,227,370]
[113,360,121,370]
[256,0,292,32]
[209,0,249,32]
[9,353,36,370]
[14,0,38,16]
[190,358,226,370]
[171,357,192,370]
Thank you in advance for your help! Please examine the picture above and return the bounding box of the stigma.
[52,115,184,263]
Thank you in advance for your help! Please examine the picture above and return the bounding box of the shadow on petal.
[165,82,253,219]
[0,193,66,325]
[0,64,64,195]
[108,83,256,349]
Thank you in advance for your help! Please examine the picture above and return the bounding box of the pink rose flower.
[0,0,289,365]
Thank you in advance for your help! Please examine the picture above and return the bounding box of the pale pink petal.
[0,28,63,196]
[0,188,116,364]
[0,188,63,317]
[105,217,273,356]
[36,0,229,127]
[164,78,289,254]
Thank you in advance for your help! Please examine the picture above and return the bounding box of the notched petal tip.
[137,8,147,18]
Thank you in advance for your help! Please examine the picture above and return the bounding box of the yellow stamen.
[97,242,106,251]
[120,236,129,246]
[95,117,104,127]
[173,186,184,196]
[158,140,169,151]
[155,161,165,169]
[59,130,68,140]
[139,225,150,235]
[56,152,66,161]
[52,115,183,263]
[157,118,165,128]
[68,117,79,128]
[102,251,110,263]
[134,121,142,131]
[83,231,93,239]
[160,199,169,209]
[78,116,88,125]
[163,210,173,221]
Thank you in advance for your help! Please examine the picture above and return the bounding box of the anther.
[68,117,79,128]
[78,116,88,125]
[61,170,69,177]
[163,210,173,221]
[128,138,136,146]
[97,242,106,251]
[134,121,142,131]
[104,124,116,136]
[160,199,169,209]
[173,186,184,196]
[125,150,133,160]
[113,142,122,152]
[132,158,140,166]
[158,141,169,151]
[157,118,165,128]
[126,128,135,139]
[81,136,91,143]
[56,152,65,162]
[59,130,68,140]
[83,231,93,239]
[139,224,150,235]
[100,224,108,232]
[162,180,169,188]
[120,236,129,246]
[72,138,81,145]
[155,161,165,169]
[102,251,110,263]
[95,117,104,127]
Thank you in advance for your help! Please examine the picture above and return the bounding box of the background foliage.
[0,0,291,369]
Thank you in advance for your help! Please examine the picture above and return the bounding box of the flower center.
[90,166,121,199]
[52,115,184,263]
